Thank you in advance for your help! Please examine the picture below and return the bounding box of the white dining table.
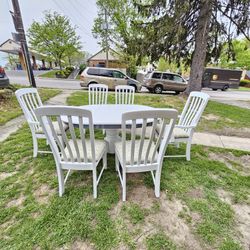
[61,104,154,153]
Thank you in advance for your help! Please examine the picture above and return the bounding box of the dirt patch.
[209,152,250,176]
[59,240,95,250]
[110,187,204,250]
[203,114,220,121]
[187,187,204,199]
[216,189,250,249]
[6,194,25,208]
[34,184,55,204]
[0,172,17,181]
[218,127,250,138]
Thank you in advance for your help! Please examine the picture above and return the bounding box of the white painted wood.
[166,91,210,161]
[15,88,68,157]
[114,109,177,201]
[61,104,155,153]
[88,83,108,105]
[34,106,107,198]
[115,85,135,105]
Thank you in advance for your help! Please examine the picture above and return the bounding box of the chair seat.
[115,140,158,165]
[36,122,68,135]
[63,139,106,162]
[173,127,189,138]
[157,124,189,139]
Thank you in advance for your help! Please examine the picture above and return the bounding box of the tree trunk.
[185,0,213,94]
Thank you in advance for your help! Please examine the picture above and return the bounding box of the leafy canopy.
[28,11,81,67]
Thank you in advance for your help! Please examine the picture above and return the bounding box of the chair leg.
[186,140,192,161]
[103,152,107,169]
[154,170,161,198]
[93,168,97,199]
[115,154,119,172]
[32,133,38,158]
[122,169,126,201]
[58,168,65,197]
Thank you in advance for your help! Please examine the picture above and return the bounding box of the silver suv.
[143,71,187,94]
[80,67,142,92]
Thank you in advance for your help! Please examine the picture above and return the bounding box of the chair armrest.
[175,125,196,129]
[28,120,40,125]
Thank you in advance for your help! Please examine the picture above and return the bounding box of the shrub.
[239,79,250,87]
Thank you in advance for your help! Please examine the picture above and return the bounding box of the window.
[113,71,125,78]
[173,75,184,82]
[162,73,173,80]
[87,68,100,76]
[99,69,113,77]
[152,72,162,79]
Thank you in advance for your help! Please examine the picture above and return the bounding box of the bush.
[55,67,74,78]
[239,79,250,87]
[79,64,86,74]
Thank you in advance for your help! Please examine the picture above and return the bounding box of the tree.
[94,0,250,93]
[219,38,250,70]
[28,11,81,69]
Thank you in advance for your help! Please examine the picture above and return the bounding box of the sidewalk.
[0,90,74,142]
[193,132,250,152]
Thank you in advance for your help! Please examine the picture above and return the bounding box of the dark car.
[0,66,10,89]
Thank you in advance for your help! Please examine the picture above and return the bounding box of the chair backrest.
[88,84,108,105]
[15,88,43,131]
[115,85,135,104]
[34,106,97,165]
[179,91,210,128]
[121,109,177,167]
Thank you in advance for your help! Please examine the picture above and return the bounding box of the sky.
[0,0,100,66]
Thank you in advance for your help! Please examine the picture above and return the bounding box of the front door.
[112,70,127,87]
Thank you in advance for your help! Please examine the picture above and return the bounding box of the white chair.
[115,85,135,104]
[34,106,107,198]
[114,109,177,201]
[165,91,210,161]
[15,88,68,157]
[88,84,108,105]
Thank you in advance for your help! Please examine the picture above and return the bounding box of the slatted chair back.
[115,85,135,104]
[35,106,96,165]
[15,88,43,131]
[121,109,177,168]
[88,84,108,105]
[178,92,209,129]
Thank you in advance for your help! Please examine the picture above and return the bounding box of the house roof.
[0,39,47,59]
[87,48,120,61]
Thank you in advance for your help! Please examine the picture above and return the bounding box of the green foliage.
[146,233,177,250]
[219,39,250,70]
[239,79,250,87]
[28,11,81,69]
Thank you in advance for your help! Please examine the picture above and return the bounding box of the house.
[87,48,126,69]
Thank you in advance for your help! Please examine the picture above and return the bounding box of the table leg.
[105,129,121,153]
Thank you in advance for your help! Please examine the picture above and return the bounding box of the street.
[7,70,250,108]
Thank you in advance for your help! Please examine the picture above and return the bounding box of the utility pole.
[104,8,109,68]
[10,0,36,87]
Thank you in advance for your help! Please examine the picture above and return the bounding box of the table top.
[62,104,154,129]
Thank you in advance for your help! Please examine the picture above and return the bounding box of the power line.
[51,0,93,39]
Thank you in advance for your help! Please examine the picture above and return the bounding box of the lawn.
[67,91,250,137]
[0,125,249,249]
[38,70,58,78]
[238,87,250,91]
[0,86,61,126]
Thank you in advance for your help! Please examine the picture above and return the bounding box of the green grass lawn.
[38,70,58,78]
[0,86,61,126]
[67,91,250,137]
[0,125,249,249]
[238,87,250,91]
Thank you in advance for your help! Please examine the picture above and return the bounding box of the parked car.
[80,67,142,92]
[143,71,187,94]
[202,67,242,91]
[0,65,6,78]
[0,66,10,89]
